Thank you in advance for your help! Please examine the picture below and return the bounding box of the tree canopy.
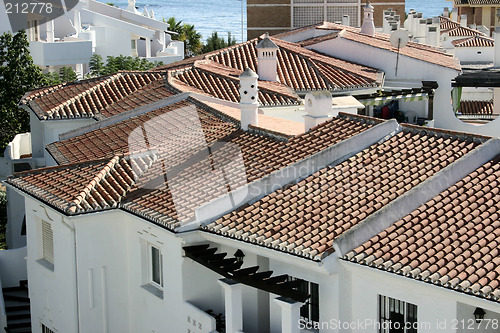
[202,31,237,54]
[86,54,163,77]
[0,30,44,150]
[164,17,203,57]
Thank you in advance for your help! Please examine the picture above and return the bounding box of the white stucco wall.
[42,119,95,166]
[453,47,494,64]
[342,261,500,333]
[25,197,79,333]
[6,187,26,249]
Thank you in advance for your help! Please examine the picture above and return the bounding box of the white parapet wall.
[0,246,27,288]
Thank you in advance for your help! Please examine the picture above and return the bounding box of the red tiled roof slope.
[23,72,164,120]
[346,156,500,302]
[338,28,460,70]
[47,99,239,164]
[272,22,460,70]
[458,100,494,115]
[452,35,494,47]
[164,36,383,99]
[440,16,486,37]
[121,115,377,227]
[8,154,154,214]
[203,128,480,260]
[454,0,500,5]
[169,61,300,106]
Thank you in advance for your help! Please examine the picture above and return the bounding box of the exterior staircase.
[3,280,31,333]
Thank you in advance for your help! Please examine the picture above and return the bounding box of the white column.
[46,20,54,43]
[273,297,304,333]
[145,38,151,58]
[494,88,500,115]
[73,10,81,38]
[218,278,244,333]
[76,64,84,79]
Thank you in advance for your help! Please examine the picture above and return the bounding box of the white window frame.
[149,244,163,289]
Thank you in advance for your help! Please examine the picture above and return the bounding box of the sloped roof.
[458,100,494,115]
[451,35,494,47]
[168,60,300,106]
[275,22,461,71]
[46,98,239,165]
[203,127,481,260]
[162,36,383,96]
[8,154,155,214]
[21,72,167,120]
[345,156,500,302]
[454,0,500,5]
[10,106,380,226]
[440,16,486,37]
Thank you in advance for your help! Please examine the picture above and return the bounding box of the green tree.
[42,71,62,86]
[202,31,237,53]
[59,66,78,83]
[86,54,162,78]
[163,17,202,57]
[0,30,44,150]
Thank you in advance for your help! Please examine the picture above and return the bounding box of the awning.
[360,92,429,106]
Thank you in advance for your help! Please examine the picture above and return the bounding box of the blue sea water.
[102,0,450,44]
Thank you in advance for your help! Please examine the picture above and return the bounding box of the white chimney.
[303,91,333,132]
[360,2,375,36]
[460,14,467,27]
[256,33,279,82]
[427,26,438,46]
[451,8,458,22]
[494,27,500,67]
[342,15,350,26]
[239,68,259,130]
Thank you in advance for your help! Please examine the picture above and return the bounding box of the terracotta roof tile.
[164,36,382,97]
[452,35,494,47]
[440,16,486,37]
[346,155,500,303]
[168,60,300,106]
[7,153,154,214]
[454,0,500,5]
[16,98,378,227]
[458,100,495,115]
[272,22,460,71]
[47,99,238,164]
[23,72,166,120]
[203,127,480,260]
[335,27,461,70]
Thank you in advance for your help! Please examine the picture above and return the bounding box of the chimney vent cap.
[256,33,279,49]
[240,67,259,78]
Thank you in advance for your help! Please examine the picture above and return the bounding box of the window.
[42,324,55,333]
[41,221,54,266]
[288,277,319,325]
[379,295,417,333]
[149,245,163,288]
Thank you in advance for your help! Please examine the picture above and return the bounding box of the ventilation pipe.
[256,33,279,82]
[342,15,350,26]
[239,68,259,130]
[360,2,375,36]
[303,91,333,132]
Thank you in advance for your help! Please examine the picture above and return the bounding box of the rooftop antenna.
[390,29,409,76]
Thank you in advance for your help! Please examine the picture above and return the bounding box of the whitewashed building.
[0,0,184,77]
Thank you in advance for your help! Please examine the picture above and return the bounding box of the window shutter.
[42,221,54,265]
